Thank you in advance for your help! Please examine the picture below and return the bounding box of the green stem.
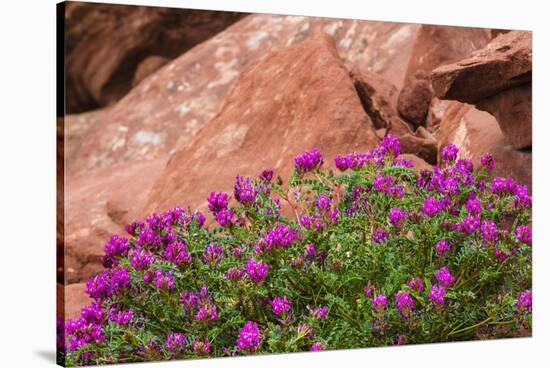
[448,315,494,336]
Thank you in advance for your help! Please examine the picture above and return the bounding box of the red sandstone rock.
[475,84,532,149]
[397,25,492,127]
[57,118,65,283]
[396,129,438,165]
[61,283,91,320]
[62,2,246,113]
[64,158,166,283]
[350,68,438,164]
[431,30,532,150]
[144,34,380,215]
[403,25,492,82]
[426,98,454,134]
[437,102,531,188]
[397,71,433,127]
[65,15,422,178]
[132,55,170,87]
[350,68,401,130]
[431,31,532,103]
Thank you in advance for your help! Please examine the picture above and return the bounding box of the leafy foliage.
[59,137,532,366]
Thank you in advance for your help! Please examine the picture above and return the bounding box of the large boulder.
[431,31,532,102]
[437,102,531,188]
[64,14,422,178]
[431,31,532,149]
[144,33,380,214]
[403,25,492,84]
[62,2,246,114]
[397,25,492,127]
[397,71,433,127]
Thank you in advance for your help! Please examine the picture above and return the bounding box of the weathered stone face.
[398,71,433,127]
[396,25,492,127]
[431,31,532,103]
[143,33,381,215]
[430,30,532,151]
[132,56,171,87]
[64,15,422,179]
[403,25,493,83]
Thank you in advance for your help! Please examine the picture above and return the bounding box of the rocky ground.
[58,8,532,319]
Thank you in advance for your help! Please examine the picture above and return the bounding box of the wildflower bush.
[59,136,532,366]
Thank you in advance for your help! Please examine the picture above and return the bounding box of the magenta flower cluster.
[422,197,442,217]
[389,207,407,227]
[65,316,105,352]
[427,267,456,307]
[259,168,274,182]
[462,215,480,234]
[192,339,211,355]
[373,174,404,199]
[429,284,446,306]
[258,223,300,253]
[481,153,495,171]
[236,321,262,352]
[108,306,133,325]
[308,305,329,320]
[148,269,175,290]
[395,291,415,318]
[208,192,229,214]
[379,134,401,157]
[61,137,531,364]
[440,144,459,162]
[202,242,223,266]
[234,175,258,207]
[294,148,324,174]
[407,277,425,291]
[224,267,245,282]
[180,285,219,322]
[373,228,389,244]
[310,342,326,351]
[481,221,499,243]
[164,240,192,267]
[515,225,532,245]
[516,290,532,313]
[436,240,450,256]
[271,296,292,316]
[335,152,368,171]
[314,192,339,222]
[85,267,130,301]
[245,258,269,283]
[165,333,186,352]
[435,267,455,289]
[371,293,388,310]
